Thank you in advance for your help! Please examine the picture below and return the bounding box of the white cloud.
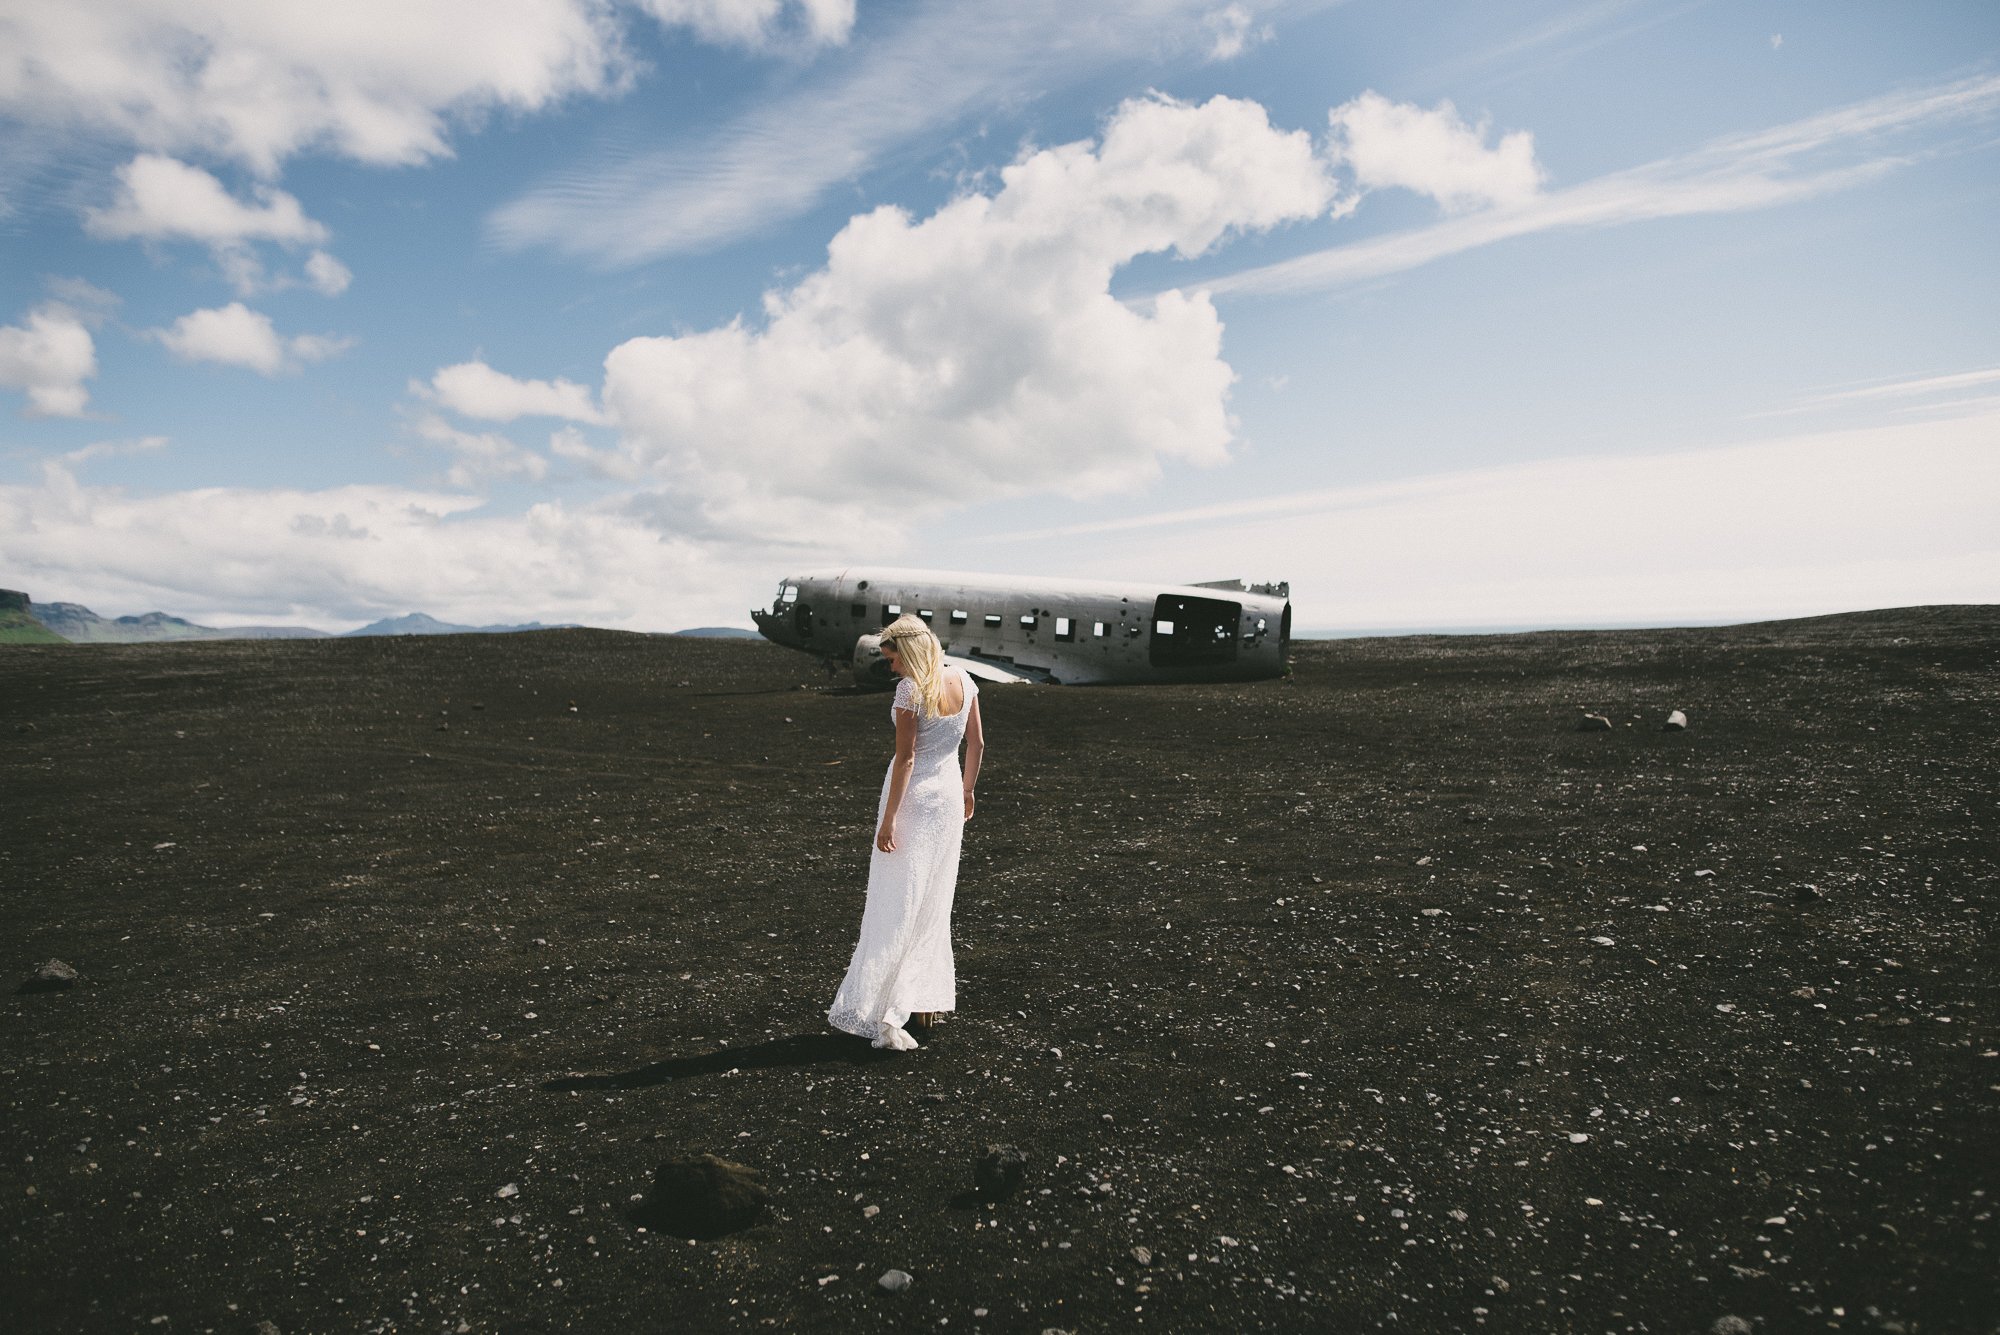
[84,154,327,244]
[61,435,170,466]
[44,276,122,318]
[422,360,608,424]
[1782,365,2000,413]
[974,408,2000,629]
[305,251,352,296]
[82,156,354,298]
[596,93,1333,536]
[1202,4,1267,62]
[0,302,98,417]
[151,302,351,375]
[633,0,856,50]
[491,0,1328,263]
[412,413,552,488]
[1327,92,1544,212]
[1210,71,2000,298]
[0,1,634,174]
[0,466,766,631]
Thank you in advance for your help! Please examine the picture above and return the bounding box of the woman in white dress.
[828,614,984,1051]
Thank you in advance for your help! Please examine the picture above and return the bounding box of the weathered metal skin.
[751,566,1291,687]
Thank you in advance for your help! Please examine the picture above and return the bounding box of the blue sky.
[2,0,1996,632]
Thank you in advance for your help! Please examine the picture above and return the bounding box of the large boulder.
[630,1154,769,1238]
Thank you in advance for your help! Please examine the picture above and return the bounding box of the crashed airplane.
[752,567,1291,687]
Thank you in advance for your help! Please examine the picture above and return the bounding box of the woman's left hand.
[875,818,898,853]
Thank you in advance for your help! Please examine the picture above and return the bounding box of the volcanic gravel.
[2,608,1996,1334]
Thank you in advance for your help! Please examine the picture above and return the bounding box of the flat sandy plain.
[3,608,1996,1335]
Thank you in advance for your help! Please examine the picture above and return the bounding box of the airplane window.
[984,614,1002,627]
[1018,614,1037,629]
[950,609,968,624]
[850,603,865,618]
[918,609,934,622]
[1055,617,1074,642]
[781,585,799,604]
[1127,625,1141,638]
[1156,619,1176,635]
[883,604,901,624]
[1093,622,1106,637]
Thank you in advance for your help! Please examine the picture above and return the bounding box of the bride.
[828,614,984,1051]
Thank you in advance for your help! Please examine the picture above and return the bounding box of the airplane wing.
[941,653,1038,684]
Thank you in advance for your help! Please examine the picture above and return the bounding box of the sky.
[1,0,1996,633]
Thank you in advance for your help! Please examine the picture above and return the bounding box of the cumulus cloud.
[1202,5,1268,62]
[1327,92,1545,212]
[421,361,607,424]
[633,0,856,50]
[82,156,353,297]
[0,302,98,417]
[0,0,875,178]
[151,303,351,375]
[594,93,1333,538]
[84,155,328,244]
[305,251,352,296]
[0,1,633,174]
[412,413,552,488]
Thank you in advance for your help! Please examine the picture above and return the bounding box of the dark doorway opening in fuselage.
[1149,594,1241,667]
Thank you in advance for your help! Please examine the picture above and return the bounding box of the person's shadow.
[543,1031,917,1092]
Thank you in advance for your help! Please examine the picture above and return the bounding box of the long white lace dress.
[828,670,979,1050]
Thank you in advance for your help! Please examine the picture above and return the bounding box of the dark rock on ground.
[974,1145,1029,1200]
[18,959,78,993]
[630,1154,769,1239]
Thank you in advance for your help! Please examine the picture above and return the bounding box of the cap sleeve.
[891,676,916,717]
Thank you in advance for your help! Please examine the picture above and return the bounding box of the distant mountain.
[342,612,572,637]
[0,589,65,644]
[25,600,330,643]
[5,589,724,644]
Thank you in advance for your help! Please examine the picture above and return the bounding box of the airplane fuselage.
[751,566,1291,686]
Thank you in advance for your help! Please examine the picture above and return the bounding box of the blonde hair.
[879,614,947,718]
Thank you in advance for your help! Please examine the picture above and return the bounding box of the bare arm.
[876,706,919,852]
[961,693,984,820]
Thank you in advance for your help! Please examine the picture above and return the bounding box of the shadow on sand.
[543,1030,927,1092]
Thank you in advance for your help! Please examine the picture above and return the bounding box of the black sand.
[3,609,1996,1333]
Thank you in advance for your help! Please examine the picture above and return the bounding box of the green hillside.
[0,611,65,644]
